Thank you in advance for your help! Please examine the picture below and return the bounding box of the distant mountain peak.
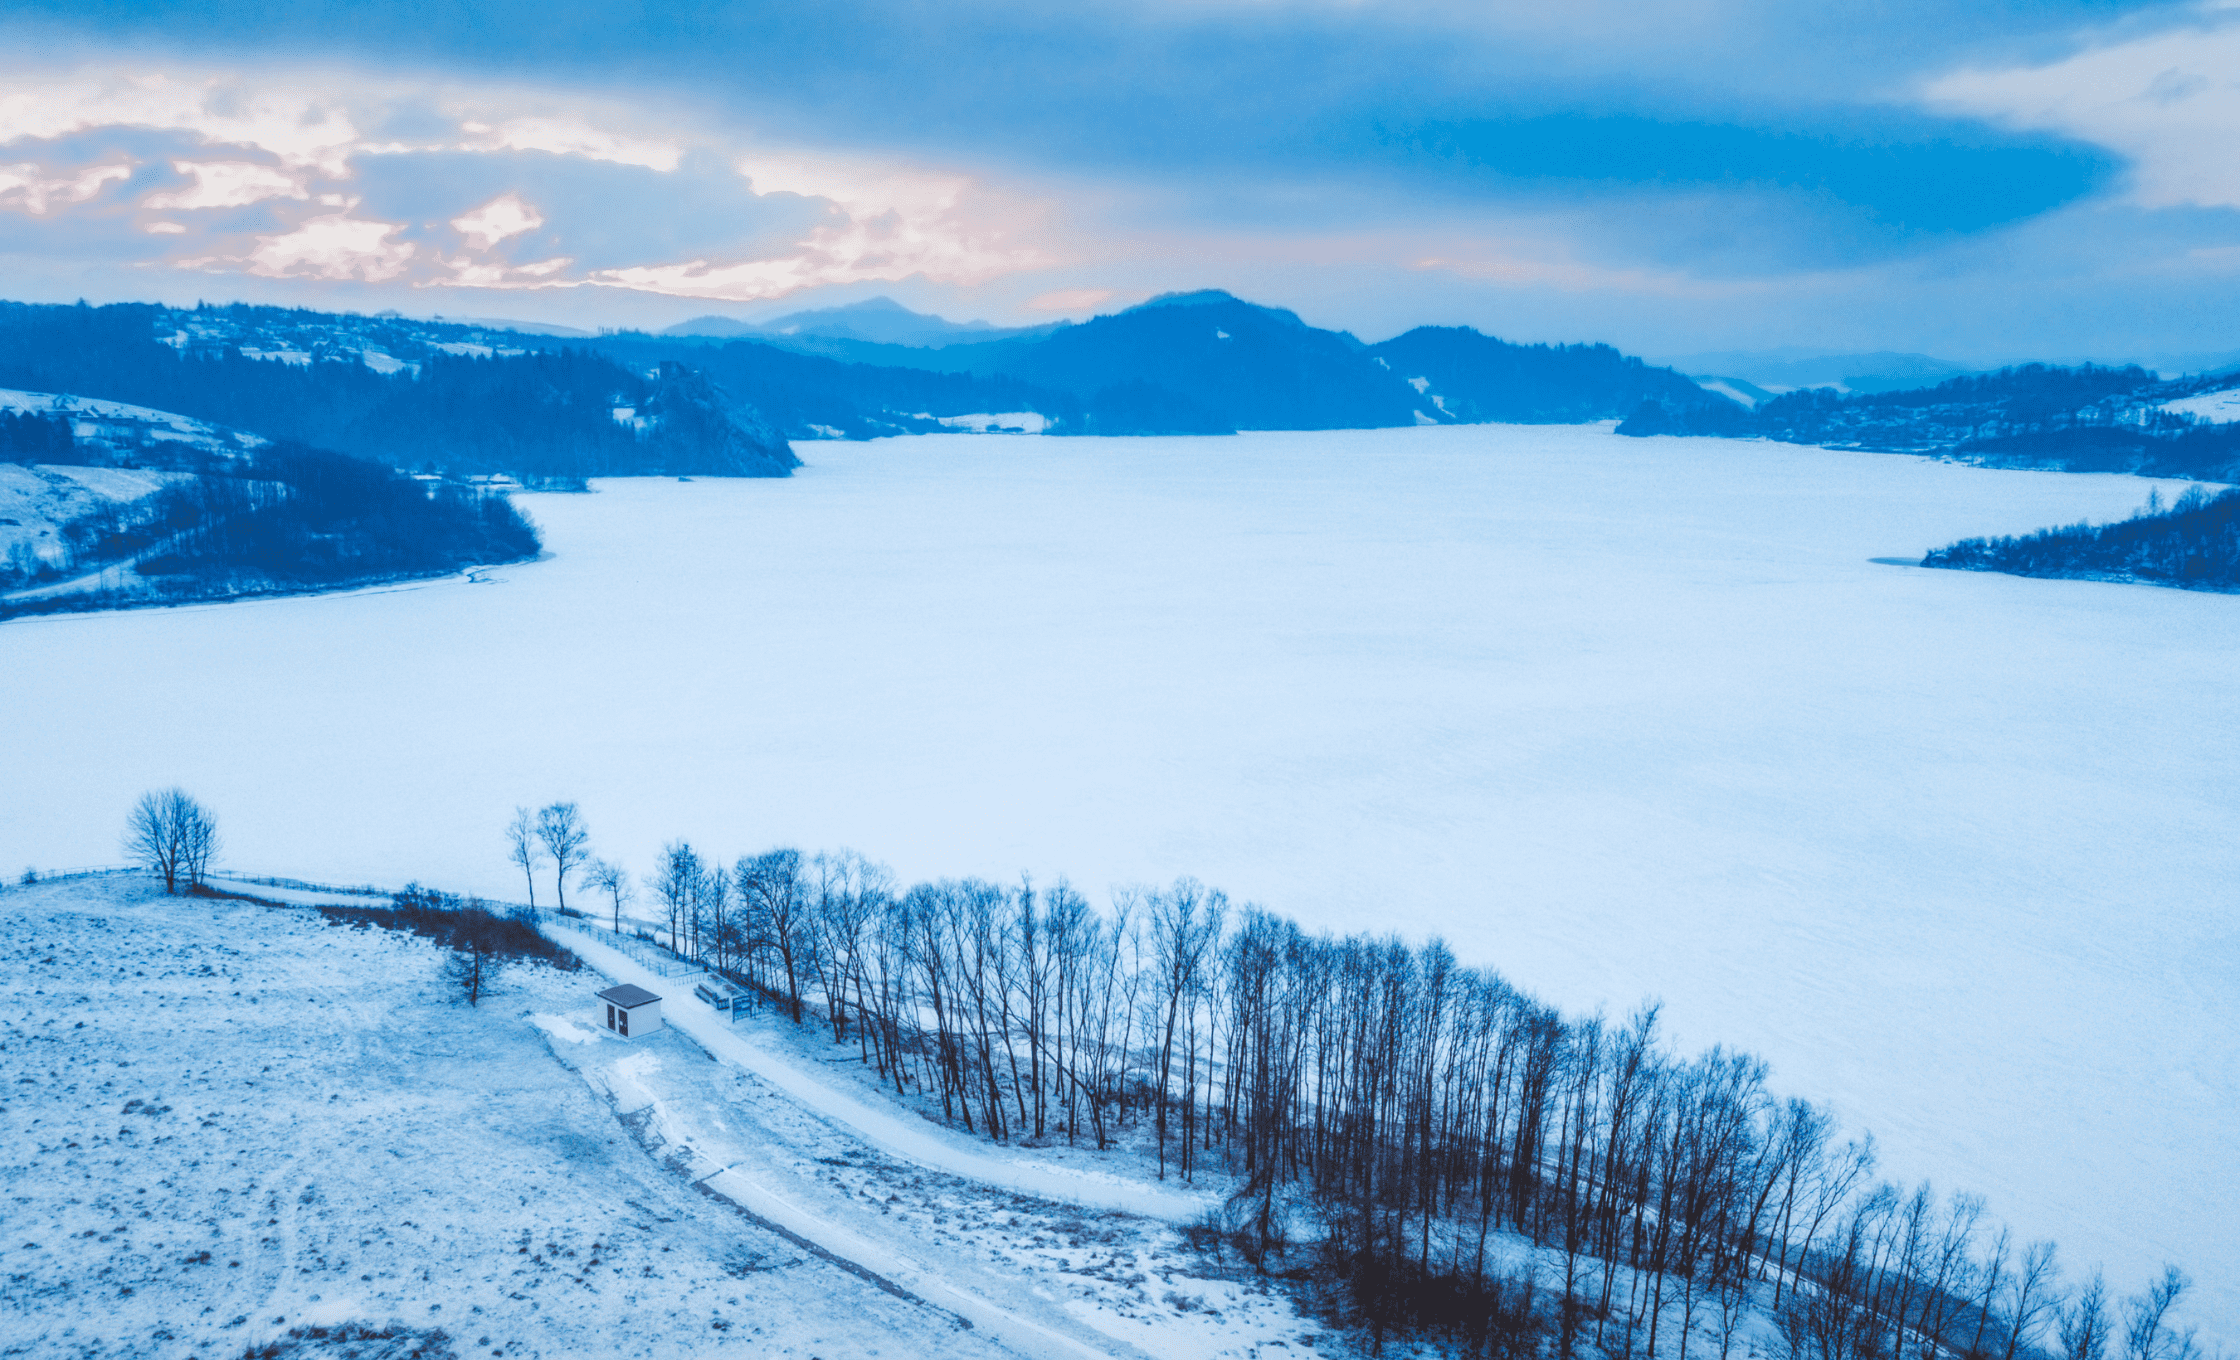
[1124,290,1309,329]
[1130,289,1242,310]
[663,296,1043,348]
[819,296,916,315]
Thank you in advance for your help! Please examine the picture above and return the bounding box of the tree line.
[1,439,543,612]
[1924,484,2240,591]
[523,819,2206,1360]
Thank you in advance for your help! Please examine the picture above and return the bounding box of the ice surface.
[5,424,2236,1338]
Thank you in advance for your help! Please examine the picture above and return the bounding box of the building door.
[606,1003,616,1031]
[617,1008,629,1037]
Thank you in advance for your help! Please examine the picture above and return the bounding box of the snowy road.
[577,1038,1142,1360]
[549,924,1213,1223]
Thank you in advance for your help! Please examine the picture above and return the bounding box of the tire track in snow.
[575,1035,1133,1360]
[548,925,1208,1223]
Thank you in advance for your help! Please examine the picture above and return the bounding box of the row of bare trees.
[575,838,2204,1360]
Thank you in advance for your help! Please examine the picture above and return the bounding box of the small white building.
[597,983,662,1038]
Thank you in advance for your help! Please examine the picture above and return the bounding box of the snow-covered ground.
[5,425,2236,1340]
[0,463,183,569]
[0,876,1001,1358]
[0,877,1333,1358]
[2157,388,2240,422]
[0,389,264,454]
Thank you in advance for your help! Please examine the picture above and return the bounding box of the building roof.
[597,983,661,1008]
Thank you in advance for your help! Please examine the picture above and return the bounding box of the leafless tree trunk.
[535,801,590,913]
[584,858,631,932]
[2062,1274,2111,1360]
[506,807,543,909]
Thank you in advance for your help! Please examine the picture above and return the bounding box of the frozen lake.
[7,425,2237,1335]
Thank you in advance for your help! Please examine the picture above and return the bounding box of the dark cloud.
[0,0,2232,355]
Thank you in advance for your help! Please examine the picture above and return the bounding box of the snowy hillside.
[0,876,1341,1359]
[0,461,187,578]
[0,388,266,458]
[154,304,538,379]
[2157,387,2240,423]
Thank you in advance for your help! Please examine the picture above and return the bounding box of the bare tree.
[584,858,631,933]
[2062,1274,2112,1360]
[535,801,590,913]
[740,848,810,1022]
[653,841,701,950]
[123,788,219,894]
[505,807,543,909]
[2123,1268,2195,1360]
[2003,1242,2063,1360]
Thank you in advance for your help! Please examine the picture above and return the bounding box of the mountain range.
[0,292,1740,474]
[11,290,2235,494]
[664,296,1062,351]
[638,289,1725,437]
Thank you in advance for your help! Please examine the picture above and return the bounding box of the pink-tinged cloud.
[450,193,546,251]
[0,71,363,176]
[144,160,308,211]
[223,212,418,282]
[1026,287,1118,312]
[0,161,131,215]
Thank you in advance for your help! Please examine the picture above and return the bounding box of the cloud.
[234,211,417,282]
[0,63,1066,305]
[450,191,544,250]
[454,116,681,171]
[1410,250,1747,298]
[0,71,363,175]
[143,159,307,210]
[587,203,1045,300]
[1925,6,2240,211]
[1026,287,1117,312]
[435,254,575,289]
[0,159,130,214]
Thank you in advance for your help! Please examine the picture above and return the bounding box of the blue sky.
[1,0,2237,363]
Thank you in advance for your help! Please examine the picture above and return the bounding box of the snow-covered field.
[2157,387,2240,422]
[5,425,2236,1339]
[0,878,1321,1358]
[0,463,183,570]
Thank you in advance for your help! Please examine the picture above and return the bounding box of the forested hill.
[1619,360,2240,483]
[1,410,542,619]
[0,296,1734,457]
[0,302,798,484]
[628,290,1729,433]
[1369,325,1716,424]
[945,291,1426,430]
[1924,484,2240,591]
